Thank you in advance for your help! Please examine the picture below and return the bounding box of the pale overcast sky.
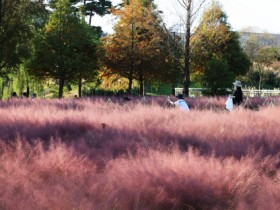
[92,0,280,34]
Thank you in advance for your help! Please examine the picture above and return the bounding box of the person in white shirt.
[167,94,190,111]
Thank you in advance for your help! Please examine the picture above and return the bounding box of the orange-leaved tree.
[102,0,174,95]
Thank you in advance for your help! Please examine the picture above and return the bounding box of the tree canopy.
[2,0,279,98]
[0,0,46,77]
[242,32,280,89]
[28,0,99,98]
[102,0,174,95]
[191,1,251,94]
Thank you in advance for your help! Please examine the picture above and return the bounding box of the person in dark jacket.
[232,80,243,106]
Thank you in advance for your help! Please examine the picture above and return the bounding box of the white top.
[225,95,233,111]
[173,99,190,111]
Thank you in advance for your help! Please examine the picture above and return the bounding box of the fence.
[174,88,280,97]
[174,88,204,97]
[242,89,280,97]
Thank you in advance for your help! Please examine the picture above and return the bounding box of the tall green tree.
[102,0,172,95]
[0,0,46,78]
[82,0,112,25]
[69,25,100,97]
[49,0,112,25]
[29,0,98,98]
[203,57,234,95]
[191,1,251,94]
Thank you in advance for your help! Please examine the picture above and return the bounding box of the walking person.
[232,80,243,106]
[225,81,243,111]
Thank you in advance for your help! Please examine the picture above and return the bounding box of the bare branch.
[176,0,188,11]
[191,0,207,19]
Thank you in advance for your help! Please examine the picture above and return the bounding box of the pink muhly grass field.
[0,97,280,209]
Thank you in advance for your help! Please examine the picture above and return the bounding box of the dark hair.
[177,94,184,99]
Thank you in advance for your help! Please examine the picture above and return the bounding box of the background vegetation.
[1,0,279,99]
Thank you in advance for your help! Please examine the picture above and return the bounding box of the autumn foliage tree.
[102,0,172,95]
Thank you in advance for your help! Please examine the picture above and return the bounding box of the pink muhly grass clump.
[91,104,280,158]
[0,139,98,210]
[1,95,280,209]
[0,139,279,209]
[1,98,280,160]
[93,148,280,210]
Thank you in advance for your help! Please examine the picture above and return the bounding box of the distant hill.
[168,31,280,49]
[238,32,280,48]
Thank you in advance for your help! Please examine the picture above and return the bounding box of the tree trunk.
[259,74,262,90]
[0,78,4,99]
[26,86,30,97]
[139,80,144,96]
[258,65,262,90]
[128,77,133,94]
[128,22,136,94]
[89,2,93,26]
[58,75,64,98]
[78,72,82,97]
[89,13,92,25]
[183,0,192,97]
[139,67,144,96]
[172,84,175,95]
[0,0,2,24]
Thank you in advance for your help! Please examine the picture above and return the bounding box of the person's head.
[176,94,184,99]
[12,92,17,97]
[233,80,242,87]
[233,81,242,90]
[32,93,37,98]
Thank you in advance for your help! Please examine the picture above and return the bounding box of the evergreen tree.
[29,0,99,98]
[82,0,112,25]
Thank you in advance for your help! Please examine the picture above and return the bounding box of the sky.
[92,0,280,34]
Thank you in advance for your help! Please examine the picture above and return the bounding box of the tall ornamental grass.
[0,97,279,209]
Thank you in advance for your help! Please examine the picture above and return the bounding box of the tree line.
[0,0,279,99]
